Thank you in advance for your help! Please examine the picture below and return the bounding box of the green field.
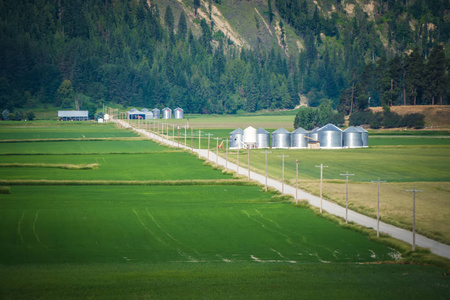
[1,185,449,298]
[0,121,449,298]
[0,122,138,140]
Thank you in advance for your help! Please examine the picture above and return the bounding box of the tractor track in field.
[115,118,450,260]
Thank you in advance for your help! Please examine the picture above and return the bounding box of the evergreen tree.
[177,11,188,41]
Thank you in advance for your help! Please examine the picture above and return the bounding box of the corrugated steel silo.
[356,126,369,147]
[342,126,363,148]
[272,128,291,149]
[152,108,160,119]
[174,107,184,119]
[308,127,320,141]
[162,107,172,119]
[256,128,270,148]
[141,108,149,112]
[318,124,342,149]
[291,127,308,148]
[229,128,244,149]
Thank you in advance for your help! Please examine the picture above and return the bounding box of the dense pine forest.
[0,0,449,118]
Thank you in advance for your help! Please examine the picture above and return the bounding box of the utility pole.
[184,126,187,148]
[296,160,302,204]
[213,137,221,167]
[198,130,202,156]
[191,128,194,152]
[207,133,213,160]
[277,153,289,193]
[177,126,180,148]
[315,163,328,213]
[262,151,271,192]
[247,146,251,180]
[371,178,386,237]
[237,148,240,177]
[340,171,355,224]
[405,187,422,251]
[225,139,229,171]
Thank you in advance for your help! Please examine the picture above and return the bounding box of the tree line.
[0,0,448,119]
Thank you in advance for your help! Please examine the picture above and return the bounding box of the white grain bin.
[174,107,184,119]
[291,127,308,148]
[104,114,110,121]
[256,127,270,148]
[144,111,154,120]
[152,108,160,119]
[229,128,244,149]
[356,126,369,147]
[162,108,172,119]
[318,124,343,149]
[272,128,290,149]
[308,127,320,141]
[343,126,363,148]
[243,126,257,148]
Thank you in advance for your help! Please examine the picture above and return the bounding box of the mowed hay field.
[0,121,449,298]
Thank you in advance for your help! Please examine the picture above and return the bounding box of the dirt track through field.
[115,118,450,260]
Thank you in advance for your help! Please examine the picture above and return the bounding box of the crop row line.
[0,179,256,186]
[0,163,100,170]
[0,150,183,156]
[0,137,146,143]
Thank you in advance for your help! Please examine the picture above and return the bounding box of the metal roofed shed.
[291,127,308,148]
[343,126,363,148]
[174,108,184,119]
[256,127,270,148]
[356,126,369,147]
[152,108,161,119]
[318,124,343,149]
[272,128,291,149]
[162,107,172,119]
[243,126,257,149]
[127,109,145,120]
[58,111,89,121]
[229,128,244,149]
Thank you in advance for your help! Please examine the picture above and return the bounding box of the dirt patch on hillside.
[370,106,450,128]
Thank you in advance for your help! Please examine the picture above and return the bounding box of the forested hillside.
[0,0,449,118]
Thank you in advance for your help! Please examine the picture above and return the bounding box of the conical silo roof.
[356,126,368,133]
[343,126,361,133]
[292,127,308,134]
[141,108,149,112]
[272,127,290,134]
[230,128,244,134]
[319,124,342,132]
[257,127,269,134]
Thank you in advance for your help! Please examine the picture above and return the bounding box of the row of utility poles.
[117,114,422,252]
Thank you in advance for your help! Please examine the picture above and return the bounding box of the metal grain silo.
[308,127,320,141]
[243,126,257,148]
[318,124,342,149]
[356,126,369,147]
[229,128,244,149]
[141,108,149,112]
[342,126,363,148]
[291,127,308,148]
[152,108,160,119]
[272,128,290,149]
[256,127,270,148]
[162,108,172,119]
[174,107,184,119]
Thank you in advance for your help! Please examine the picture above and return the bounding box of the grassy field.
[0,121,138,139]
[1,185,449,298]
[0,121,449,298]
